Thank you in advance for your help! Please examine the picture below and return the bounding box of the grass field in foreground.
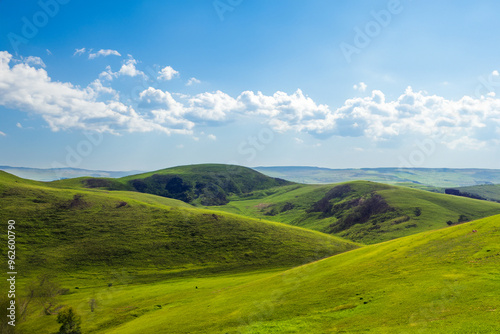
[13,214,500,333]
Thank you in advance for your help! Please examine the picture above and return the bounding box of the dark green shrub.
[414,207,422,217]
[56,307,81,334]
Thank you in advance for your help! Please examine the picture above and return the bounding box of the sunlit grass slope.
[36,214,498,334]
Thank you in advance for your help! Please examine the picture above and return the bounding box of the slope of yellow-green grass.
[83,215,500,333]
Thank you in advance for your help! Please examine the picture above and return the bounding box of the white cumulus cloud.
[157,66,179,81]
[294,137,304,144]
[0,51,190,135]
[23,56,45,67]
[188,90,241,121]
[99,57,147,81]
[4,51,500,150]
[186,77,201,86]
[353,82,367,92]
[73,48,86,56]
[89,49,121,59]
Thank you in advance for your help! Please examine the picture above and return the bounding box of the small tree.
[89,298,96,312]
[21,274,61,316]
[57,307,81,334]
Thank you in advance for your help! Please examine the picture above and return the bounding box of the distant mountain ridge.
[0,165,142,181]
[4,164,500,188]
[254,166,500,187]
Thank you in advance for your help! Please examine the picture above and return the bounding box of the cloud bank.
[1,51,500,149]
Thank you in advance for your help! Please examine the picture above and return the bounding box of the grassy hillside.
[27,164,500,245]
[0,170,360,332]
[255,166,500,187]
[211,181,500,244]
[15,214,500,333]
[51,164,293,206]
[0,171,357,277]
[4,167,500,333]
[46,165,500,245]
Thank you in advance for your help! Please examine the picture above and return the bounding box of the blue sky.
[1,0,500,171]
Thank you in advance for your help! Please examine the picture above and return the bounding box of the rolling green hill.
[3,165,500,333]
[0,169,359,332]
[48,164,500,245]
[211,180,500,244]
[15,214,500,333]
[50,164,293,206]
[0,170,356,277]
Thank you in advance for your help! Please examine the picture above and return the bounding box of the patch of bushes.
[264,207,279,216]
[445,188,487,201]
[56,194,89,210]
[308,184,352,215]
[328,194,394,233]
[281,202,295,213]
[414,207,422,216]
[84,178,113,188]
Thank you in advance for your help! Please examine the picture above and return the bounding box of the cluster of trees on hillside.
[445,188,487,201]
